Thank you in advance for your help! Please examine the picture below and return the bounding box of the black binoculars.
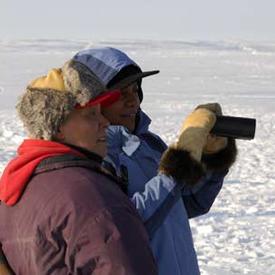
[211,116,256,140]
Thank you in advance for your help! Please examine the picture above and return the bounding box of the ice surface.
[0,39,275,274]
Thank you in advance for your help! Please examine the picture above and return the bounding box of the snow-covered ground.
[1,39,275,274]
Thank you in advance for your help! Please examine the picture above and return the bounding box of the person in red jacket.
[0,60,157,275]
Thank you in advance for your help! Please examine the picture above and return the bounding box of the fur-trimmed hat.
[16,60,120,140]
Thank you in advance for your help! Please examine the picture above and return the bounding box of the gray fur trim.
[16,60,107,140]
[16,88,75,140]
[62,60,106,107]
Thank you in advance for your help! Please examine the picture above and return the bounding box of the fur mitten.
[159,107,216,185]
[159,104,237,185]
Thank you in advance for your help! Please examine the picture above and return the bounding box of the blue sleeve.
[182,170,228,218]
[130,174,179,222]
[106,125,227,221]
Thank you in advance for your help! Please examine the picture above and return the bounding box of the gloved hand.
[176,108,216,162]
[159,107,215,184]
[195,103,228,155]
[159,103,236,184]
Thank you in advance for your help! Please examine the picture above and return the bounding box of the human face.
[102,82,140,132]
[57,105,109,157]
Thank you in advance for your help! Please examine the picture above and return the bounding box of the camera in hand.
[211,116,256,140]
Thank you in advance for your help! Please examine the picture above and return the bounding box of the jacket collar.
[35,143,103,175]
[0,140,85,206]
[105,110,152,158]
[134,110,152,135]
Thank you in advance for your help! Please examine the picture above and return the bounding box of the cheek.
[70,121,99,143]
[81,121,100,138]
[134,95,141,106]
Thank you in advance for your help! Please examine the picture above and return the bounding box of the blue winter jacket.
[105,111,227,275]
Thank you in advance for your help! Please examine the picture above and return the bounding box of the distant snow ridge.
[1,39,275,55]
[0,39,88,54]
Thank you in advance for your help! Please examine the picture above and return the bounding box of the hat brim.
[110,70,159,89]
[75,90,121,109]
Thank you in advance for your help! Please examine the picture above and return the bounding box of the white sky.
[1,0,275,41]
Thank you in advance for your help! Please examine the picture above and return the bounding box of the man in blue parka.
[73,47,237,275]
